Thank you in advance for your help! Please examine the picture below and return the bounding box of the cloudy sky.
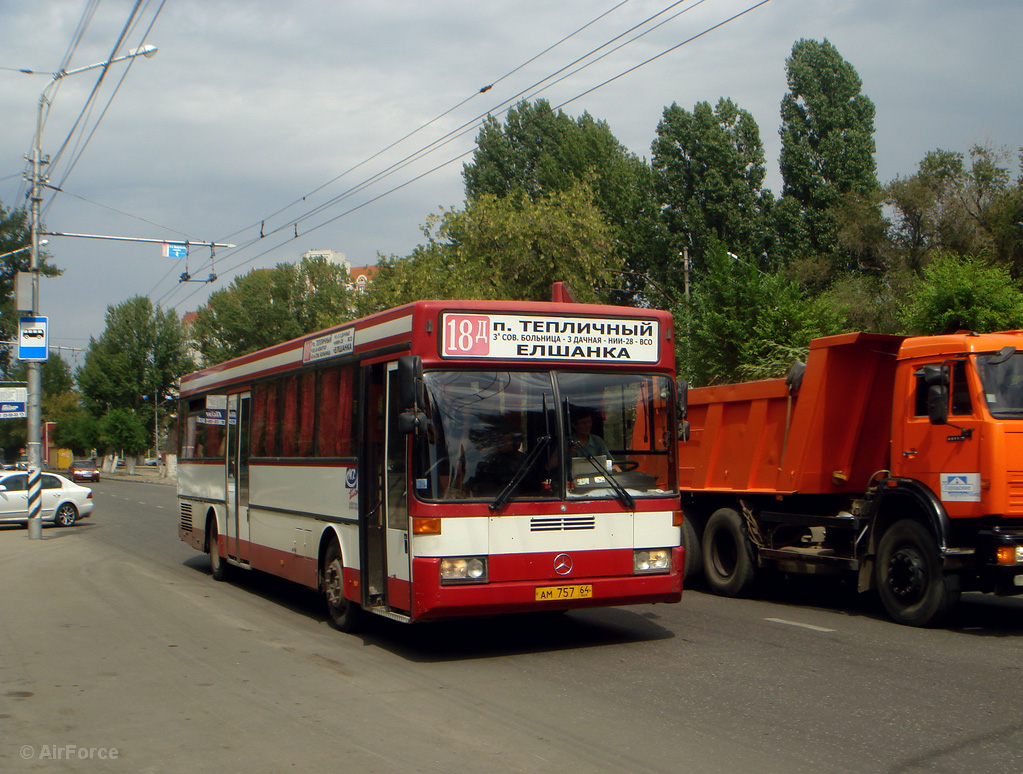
[0,0,1019,364]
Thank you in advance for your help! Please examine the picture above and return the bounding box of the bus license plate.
[535,584,593,602]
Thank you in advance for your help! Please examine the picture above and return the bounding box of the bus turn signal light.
[412,517,441,535]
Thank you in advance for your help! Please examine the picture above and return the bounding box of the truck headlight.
[440,556,488,584]
[634,549,670,574]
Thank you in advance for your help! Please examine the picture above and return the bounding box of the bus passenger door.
[360,362,411,613]
[225,392,251,563]
[384,363,411,611]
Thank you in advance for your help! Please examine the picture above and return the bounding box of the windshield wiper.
[571,441,635,510]
[489,435,551,512]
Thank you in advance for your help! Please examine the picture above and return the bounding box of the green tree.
[900,252,1023,334]
[364,184,616,310]
[679,246,844,385]
[651,98,772,283]
[462,99,655,297]
[0,356,81,460]
[777,39,880,267]
[77,297,189,437]
[98,408,148,461]
[191,255,356,364]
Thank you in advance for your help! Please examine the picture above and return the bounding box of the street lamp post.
[24,45,157,539]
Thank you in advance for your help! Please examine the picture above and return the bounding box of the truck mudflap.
[974,528,1023,595]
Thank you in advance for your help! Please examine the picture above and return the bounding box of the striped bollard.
[27,465,42,539]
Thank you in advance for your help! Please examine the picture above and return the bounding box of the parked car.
[68,459,100,482]
[0,471,94,527]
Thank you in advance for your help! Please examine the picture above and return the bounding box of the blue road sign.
[18,316,48,361]
[163,242,188,258]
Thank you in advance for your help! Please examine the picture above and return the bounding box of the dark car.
[68,459,100,483]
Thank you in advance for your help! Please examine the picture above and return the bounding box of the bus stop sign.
[18,316,48,361]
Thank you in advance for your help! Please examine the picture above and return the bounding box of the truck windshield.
[411,370,677,502]
[977,352,1023,417]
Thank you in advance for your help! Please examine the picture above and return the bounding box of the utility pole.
[23,45,159,539]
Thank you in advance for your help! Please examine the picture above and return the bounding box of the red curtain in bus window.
[251,383,267,456]
[298,371,316,457]
[264,381,279,456]
[336,366,354,456]
[282,375,299,457]
[317,368,340,457]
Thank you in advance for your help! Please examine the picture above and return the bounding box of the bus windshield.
[412,370,677,502]
[977,351,1023,417]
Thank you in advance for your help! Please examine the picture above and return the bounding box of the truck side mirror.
[916,364,949,426]
[927,385,949,426]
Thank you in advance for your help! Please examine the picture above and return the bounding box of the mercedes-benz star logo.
[553,553,573,575]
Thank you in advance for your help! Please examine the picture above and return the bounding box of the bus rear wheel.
[324,542,361,632]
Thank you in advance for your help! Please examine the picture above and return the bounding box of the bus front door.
[361,362,411,614]
[225,392,251,564]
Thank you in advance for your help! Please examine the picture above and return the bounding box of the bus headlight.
[440,556,488,584]
[634,549,670,574]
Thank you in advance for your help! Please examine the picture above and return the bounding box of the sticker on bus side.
[441,312,660,363]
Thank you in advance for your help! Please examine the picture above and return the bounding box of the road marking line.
[765,617,835,633]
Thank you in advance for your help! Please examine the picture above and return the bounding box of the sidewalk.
[83,465,177,486]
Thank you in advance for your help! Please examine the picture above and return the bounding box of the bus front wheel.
[208,517,229,581]
[324,542,361,632]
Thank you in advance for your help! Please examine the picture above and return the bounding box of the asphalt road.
[2,479,1022,773]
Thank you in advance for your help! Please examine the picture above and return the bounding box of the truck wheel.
[876,519,960,627]
[702,507,756,597]
[324,542,361,633]
[681,512,703,586]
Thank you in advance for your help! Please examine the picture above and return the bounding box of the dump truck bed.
[679,333,905,495]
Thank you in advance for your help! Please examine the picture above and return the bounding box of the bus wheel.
[876,519,960,627]
[324,542,361,632]
[208,518,228,581]
[681,512,703,587]
[702,507,756,597]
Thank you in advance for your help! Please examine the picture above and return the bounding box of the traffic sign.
[0,387,27,418]
[163,242,187,258]
[18,316,48,361]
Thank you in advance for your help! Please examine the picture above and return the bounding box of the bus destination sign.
[303,327,355,363]
[440,312,660,363]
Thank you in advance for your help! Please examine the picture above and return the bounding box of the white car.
[0,471,94,527]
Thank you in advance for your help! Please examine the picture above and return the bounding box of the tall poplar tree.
[651,97,772,285]
[776,38,880,268]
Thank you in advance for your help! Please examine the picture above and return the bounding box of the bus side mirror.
[398,355,424,411]
[398,355,427,435]
[676,378,690,442]
[676,378,688,418]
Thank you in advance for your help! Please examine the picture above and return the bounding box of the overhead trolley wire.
[164,0,775,314]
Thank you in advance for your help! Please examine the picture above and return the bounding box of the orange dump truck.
[679,331,1023,626]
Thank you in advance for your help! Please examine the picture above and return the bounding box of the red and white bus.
[177,297,683,630]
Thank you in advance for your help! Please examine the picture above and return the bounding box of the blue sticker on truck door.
[940,473,981,502]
